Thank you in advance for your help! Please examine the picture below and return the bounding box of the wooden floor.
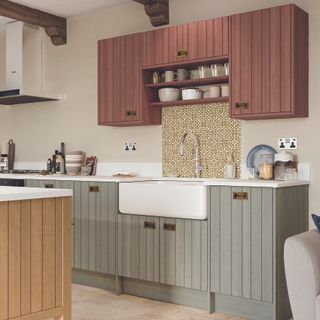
[72,284,248,320]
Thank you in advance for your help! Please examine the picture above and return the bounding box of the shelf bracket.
[133,0,169,27]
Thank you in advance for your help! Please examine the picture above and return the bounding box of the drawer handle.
[163,223,176,231]
[235,102,249,109]
[144,221,156,229]
[127,111,137,117]
[177,50,188,58]
[89,186,100,192]
[233,192,248,200]
[45,183,54,188]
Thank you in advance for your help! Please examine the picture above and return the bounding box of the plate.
[246,144,277,173]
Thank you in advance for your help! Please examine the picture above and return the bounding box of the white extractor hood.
[0,21,62,105]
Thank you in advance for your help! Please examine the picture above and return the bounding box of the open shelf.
[145,76,229,88]
[149,97,229,107]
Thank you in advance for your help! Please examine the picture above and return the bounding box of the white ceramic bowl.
[66,151,83,155]
[66,163,82,168]
[158,88,180,102]
[182,88,203,100]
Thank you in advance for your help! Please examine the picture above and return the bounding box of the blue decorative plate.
[246,144,277,173]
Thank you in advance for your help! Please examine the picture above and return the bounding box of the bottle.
[224,154,236,179]
[56,152,65,174]
[47,158,52,172]
[51,154,56,174]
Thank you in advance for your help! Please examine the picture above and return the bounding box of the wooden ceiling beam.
[133,0,169,27]
[0,0,67,45]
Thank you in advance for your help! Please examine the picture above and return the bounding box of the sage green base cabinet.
[209,186,308,320]
[117,215,208,291]
[25,179,117,275]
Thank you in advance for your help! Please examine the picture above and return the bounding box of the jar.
[259,154,273,180]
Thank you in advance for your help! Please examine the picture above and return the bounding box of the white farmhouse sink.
[119,180,207,220]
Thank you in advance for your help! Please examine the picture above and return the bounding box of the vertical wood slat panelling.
[101,183,109,274]
[175,219,185,287]
[123,214,132,277]
[112,37,121,122]
[108,184,117,275]
[125,35,133,122]
[210,186,273,302]
[210,187,220,293]
[191,221,201,290]
[80,182,89,270]
[106,39,114,123]
[261,189,273,303]
[21,201,31,316]
[131,215,140,279]
[220,187,232,295]
[201,220,208,291]
[97,40,106,124]
[197,21,207,59]
[251,11,262,114]
[184,220,192,289]
[55,198,63,307]
[251,188,262,301]
[213,18,223,57]
[31,199,43,313]
[230,14,241,115]
[74,182,81,269]
[222,16,229,55]
[231,187,243,297]
[131,33,141,121]
[280,5,291,112]
[88,183,97,272]
[42,199,56,310]
[239,12,252,115]
[261,9,271,114]
[242,187,252,299]
[0,202,8,320]
[270,7,281,113]
[8,201,21,318]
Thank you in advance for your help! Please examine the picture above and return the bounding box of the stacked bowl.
[65,151,84,175]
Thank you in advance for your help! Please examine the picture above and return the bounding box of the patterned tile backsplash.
[162,103,241,178]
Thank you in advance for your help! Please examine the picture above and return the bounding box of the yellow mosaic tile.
[162,103,241,178]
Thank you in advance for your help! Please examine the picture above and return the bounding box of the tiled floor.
[72,284,248,320]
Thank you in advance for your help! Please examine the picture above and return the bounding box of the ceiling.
[10,0,133,18]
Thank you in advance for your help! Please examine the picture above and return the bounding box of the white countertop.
[0,186,72,201]
[0,173,310,188]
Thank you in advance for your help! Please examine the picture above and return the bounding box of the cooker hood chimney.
[0,21,62,105]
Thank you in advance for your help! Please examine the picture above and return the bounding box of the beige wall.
[0,0,318,216]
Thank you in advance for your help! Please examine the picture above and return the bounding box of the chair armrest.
[284,230,320,320]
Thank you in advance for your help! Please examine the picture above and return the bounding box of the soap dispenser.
[224,154,236,179]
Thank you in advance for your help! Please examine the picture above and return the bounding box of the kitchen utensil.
[259,154,274,180]
[176,69,187,81]
[209,86,220,98]
[284,168,298,181]
[158,88,180,102]
[211,64,224,77]
[274,151,294,180]
[181,87,203,100]
[164,70,175,82]
[7,139,15,171]
[224,62,229,76]
[246,144,277,176]
[247,167,257,179]
[152,71,161,84]
[190,69,199,79]
[198,66,210,79]
[221,84,229,97]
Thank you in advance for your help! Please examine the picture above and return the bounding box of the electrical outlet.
[124,142,137,151]
[278,138,297,150]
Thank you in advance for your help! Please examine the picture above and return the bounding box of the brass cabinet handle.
[144,221,156,229]
[233,192,248,200]
[163,223,176,231]
[89,186,100,193]
[127,111,137,116]
[177,50,188,58]
[45,183,54,188]
[235,102,249,109]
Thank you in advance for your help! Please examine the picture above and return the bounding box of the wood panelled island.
[0,186,72,320]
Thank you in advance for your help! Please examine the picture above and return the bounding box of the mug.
[211,64,224,77]
[221,84,229,97]
[190,69,199,79]
[165,70,175,82]
[209,86,220,98]
[198,66,210,79]
[176,69,187,81]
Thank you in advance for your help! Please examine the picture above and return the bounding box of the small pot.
[181,87,203,100]
[158,88,180,102]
